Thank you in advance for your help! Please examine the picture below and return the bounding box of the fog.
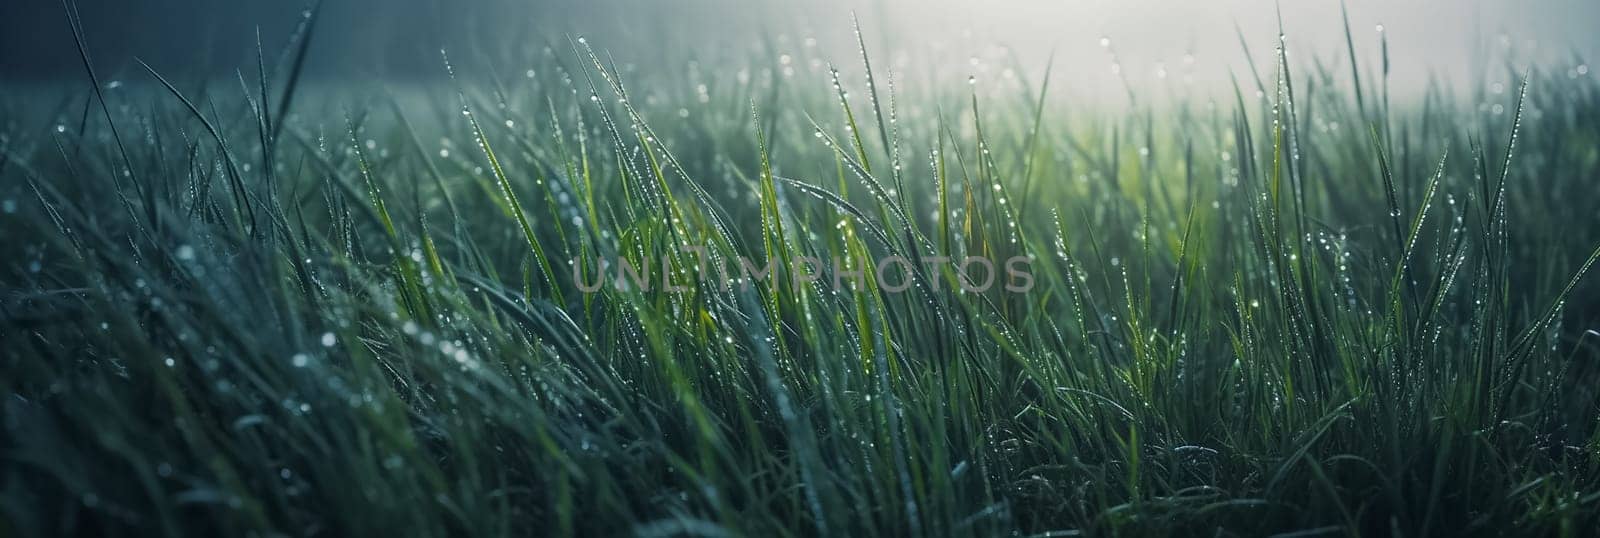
[3,0,1596,96]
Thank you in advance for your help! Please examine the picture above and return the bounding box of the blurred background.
[3,0,1596,97]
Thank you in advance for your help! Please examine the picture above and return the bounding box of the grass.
[4,6,1600,537]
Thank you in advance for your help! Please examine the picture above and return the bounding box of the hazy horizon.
[3,0,1595,99]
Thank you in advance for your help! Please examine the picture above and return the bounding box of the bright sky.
[3,0,1594,98]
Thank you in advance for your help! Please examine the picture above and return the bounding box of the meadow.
[3,5,1600,537]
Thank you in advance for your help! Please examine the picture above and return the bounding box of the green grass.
[4,9,1600,537]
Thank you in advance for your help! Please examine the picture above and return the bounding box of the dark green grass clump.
[4,14,1600,537]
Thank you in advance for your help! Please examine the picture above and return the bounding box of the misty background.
[3,0,1597,97]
